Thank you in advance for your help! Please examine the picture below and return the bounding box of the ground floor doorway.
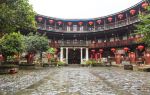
[68,49,81,64]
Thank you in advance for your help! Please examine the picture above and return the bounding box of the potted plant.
[0,33,24,74]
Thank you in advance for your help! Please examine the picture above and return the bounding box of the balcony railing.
[37,16,140,33]
[49,38,140,48]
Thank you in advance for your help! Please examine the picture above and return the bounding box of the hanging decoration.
[49,20,54,24]
[95,53,98,60]
[108,17,113,22]
[38,17,43,22]
[96,20,102,24]
[54,40,58,44]
[57,21,62,25]
[142,2,148,9]
[78,22,83,26]
[68,22,72,26]
[130,9,136,15]
[118,14,124,20]
[137,45,144,51]
[111,48,116,52]
[123,47,129,52]
[88,21,94,25]
[99,49,103,53]
[91,49,95,53]
[92,40,96,44]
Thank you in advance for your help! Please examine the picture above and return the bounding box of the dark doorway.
[68,49,81,64]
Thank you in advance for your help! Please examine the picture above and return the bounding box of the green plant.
[135,6,150,47]
[0,0,36,33]
[57,61,65,66]
[85,60,92,65]
[24,33,49,63]
[0,32,24,63]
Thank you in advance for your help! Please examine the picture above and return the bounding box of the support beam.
[60,47,63,61]
[81,48,83,64]
[86,48,89,61]
[66,48,68,64]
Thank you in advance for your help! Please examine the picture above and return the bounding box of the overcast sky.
[29,0,141,19]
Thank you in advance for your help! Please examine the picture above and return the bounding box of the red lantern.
[49,20,54,24]
[58,21,62,25]
[88,21,93,25]
[142,2,148,9]
[99,49,103,53]
[0,54,3,62]
[123,47,129,52]
[91,49,95,53]
[130,9,136,15]
[96,20,102,24]
[97,53,100,55]
[137,45,144,51]
[111,48,116,52]
[108,17,113,22]
[38,17,43,22]
[78,22,83,26]
[92,40,96,44]
[68,22,72,26]
[54,40,58,44]
[118,14,123,20]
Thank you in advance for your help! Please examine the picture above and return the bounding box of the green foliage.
[57,61,65,66]
[85,60,93,65]
[135,7,150,47]
[0,0,36,33]
[24,33,49,53]
[0,32,24,61]
[47,48,57,55]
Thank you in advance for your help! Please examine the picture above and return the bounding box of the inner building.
[36,0,150,64]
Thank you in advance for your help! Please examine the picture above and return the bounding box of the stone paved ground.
[0,67,150,95]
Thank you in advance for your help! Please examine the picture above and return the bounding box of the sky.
[29,0,142,19]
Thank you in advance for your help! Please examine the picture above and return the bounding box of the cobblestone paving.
[0,67,150,95]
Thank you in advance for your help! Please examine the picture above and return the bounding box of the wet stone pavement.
[0,67,150,95]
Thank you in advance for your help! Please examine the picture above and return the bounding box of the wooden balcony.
[49,38,141,48]
[37,16,140,33]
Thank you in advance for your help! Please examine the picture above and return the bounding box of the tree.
[0,32,25,62]
[0,0,36,34]
[135,7,150,47]
[24,33,49,63]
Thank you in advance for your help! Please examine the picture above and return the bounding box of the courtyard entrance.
[68,48,81,64]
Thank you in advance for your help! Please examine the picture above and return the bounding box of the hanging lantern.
[78,22,83,26]
[91,49,95,53]
[142,2,148,9]
[54,40,58,44]
[137,45,144,51]
[68,22,72,26]
[88,21,93,25]
[38,17,43,22]
[0,54,3,61]
[130,9,136,15]
[99,49,103,53]
[123,47,129,52]
[92,40,96,44]
[118,14,124,20]
[58,21,62,25]
[96,20,102,24]
[108,17,113,22]
[97,53,100,55]
[111,48,116,52]
[49,19,54,24]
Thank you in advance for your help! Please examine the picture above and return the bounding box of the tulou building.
[35,0,150,64]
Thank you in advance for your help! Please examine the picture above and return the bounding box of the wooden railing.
[37,16,140,33]
[49,38,140,48]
